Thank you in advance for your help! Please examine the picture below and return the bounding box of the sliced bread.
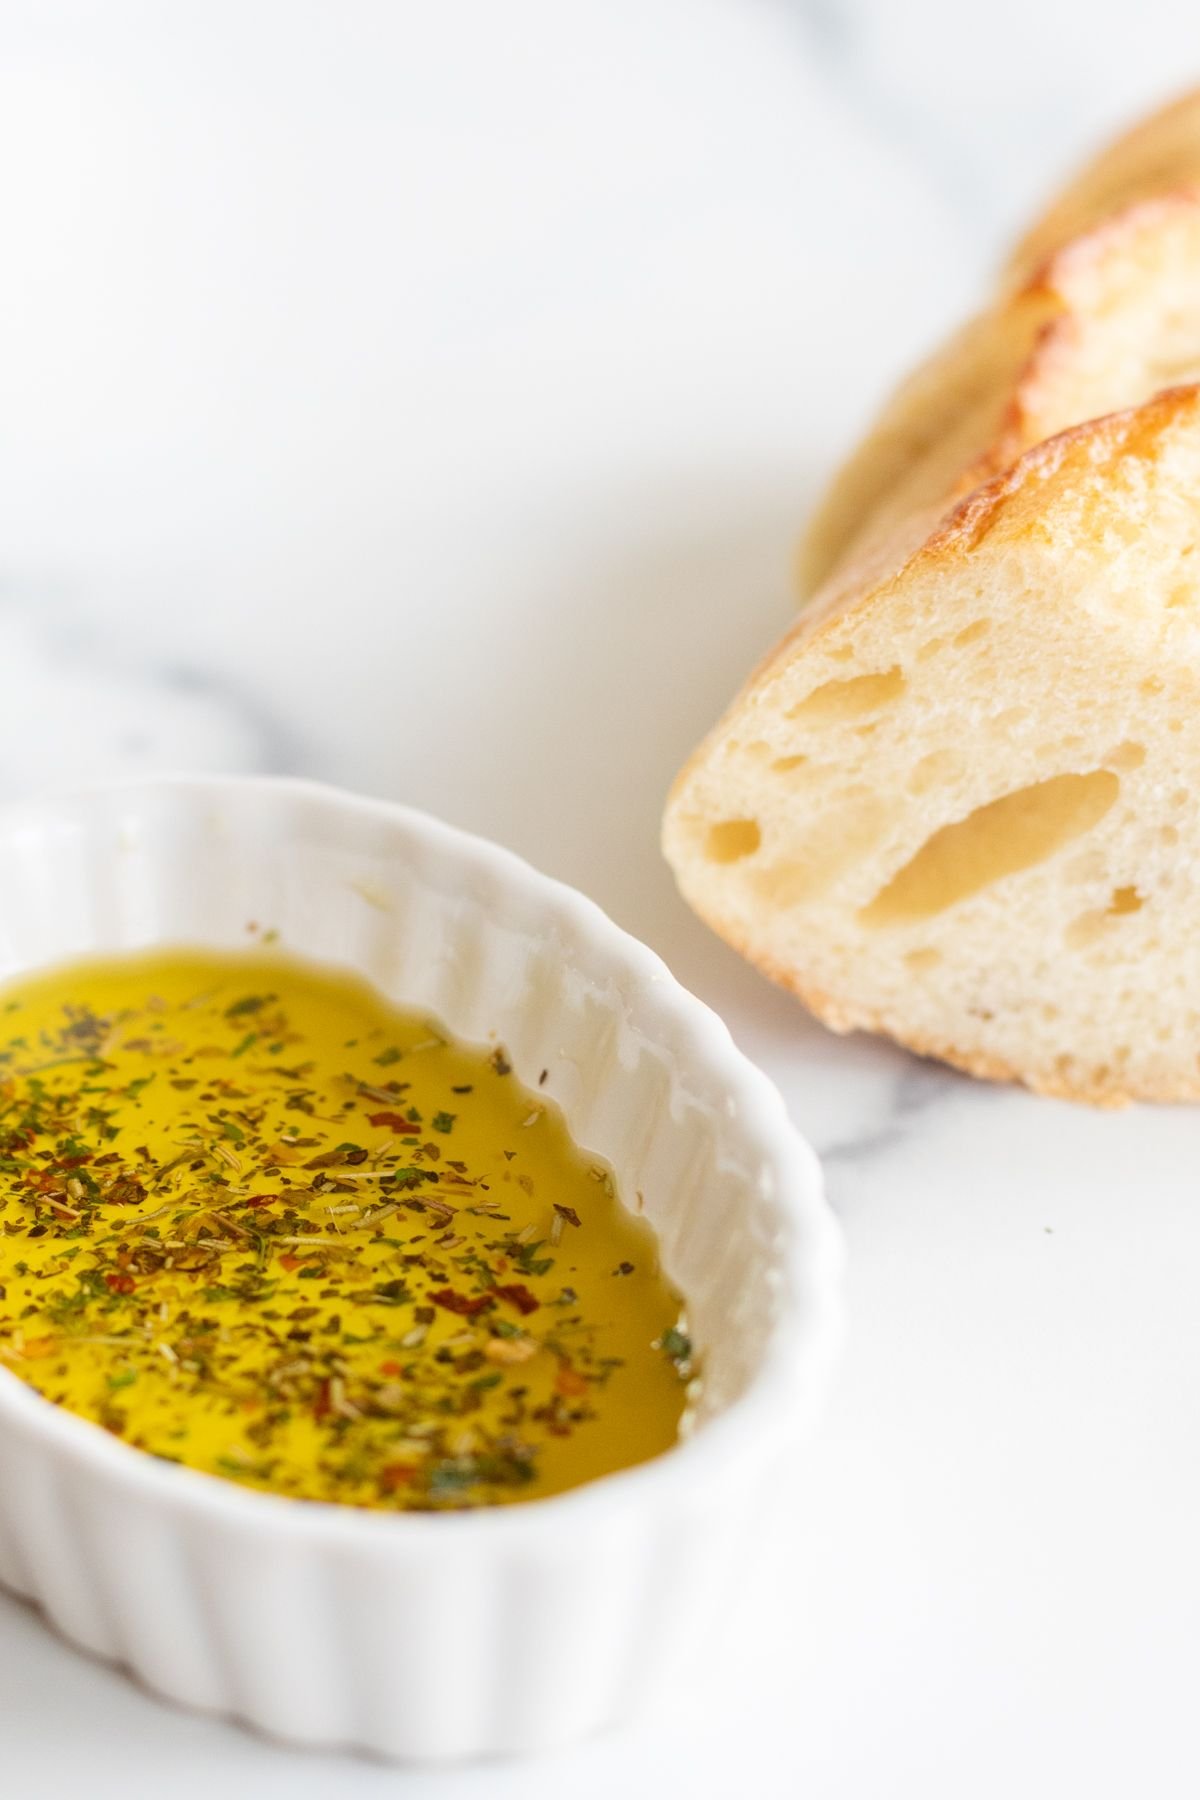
[799,190,1200,600]
[1007,86,1200,287]
[663,387,1200,1104]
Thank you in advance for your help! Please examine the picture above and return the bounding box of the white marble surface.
[1,3,1199,1794]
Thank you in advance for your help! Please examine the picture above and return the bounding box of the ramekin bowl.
[0,776,842,1761]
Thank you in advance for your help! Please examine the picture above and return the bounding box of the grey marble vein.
[777,0,1002,249]
[0,579,309,794]
[818,1057,966,1175]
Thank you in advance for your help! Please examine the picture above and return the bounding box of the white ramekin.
[0,776,842,1761]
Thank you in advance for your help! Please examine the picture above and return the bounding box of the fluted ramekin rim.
[0,773,844,1547]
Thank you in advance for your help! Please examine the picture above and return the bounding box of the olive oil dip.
[0,950,692,1510]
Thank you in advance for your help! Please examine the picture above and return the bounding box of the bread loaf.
[799,189,1200,600]
[1007,87,1200,287]
[664,387,1200,1103]
[665,91,1200,1102]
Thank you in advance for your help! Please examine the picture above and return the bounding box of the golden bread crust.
[1007,86,1200,286]
[798,189,1200,599]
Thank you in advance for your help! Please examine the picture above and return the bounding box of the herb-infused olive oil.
[0,950,691,1510]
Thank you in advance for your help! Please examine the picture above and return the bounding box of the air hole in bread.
[772,754,808,774]
[991,706,1029,733]
[1066,912,1107,949]
[904,948,941,972]
[787,666,905,724]
[705,819,761,864]
[753,799,887,908]
[908,749,964,794]
[953,618,991,647]
[1161,824,1180,846]
[859,771,1120,927]
[1065,887,1141,949]
[1107,741,1146,772]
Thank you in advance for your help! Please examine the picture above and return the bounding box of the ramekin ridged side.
[0,777,843,1761]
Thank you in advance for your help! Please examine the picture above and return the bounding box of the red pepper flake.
[313,1378,332,1421]
[104,1271,136,1295]
[555,1363,588,1398]
[244,1194,277,1209]
[494,1282,539,1316]
[367,1111,418,1133]
[379,1359,403,1376]
[278,1252,302,1272]
[429,1287,493,1317]
[380,1462,417,1491]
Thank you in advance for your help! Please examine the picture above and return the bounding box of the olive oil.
[0,950,690,1510]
